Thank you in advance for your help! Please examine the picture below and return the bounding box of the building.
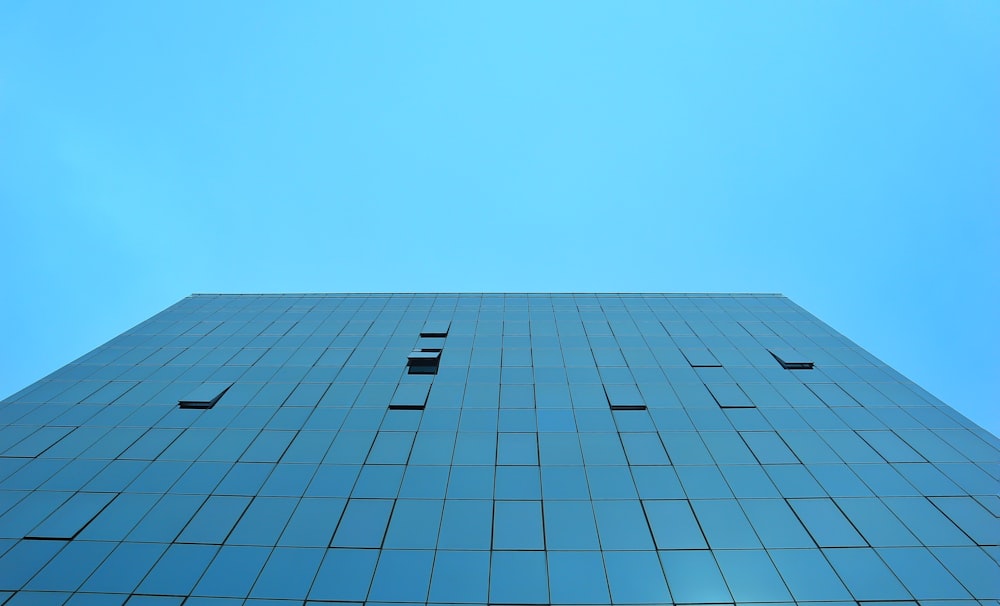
[0,293,996,605]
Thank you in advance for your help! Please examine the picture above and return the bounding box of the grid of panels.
[0,293,997,605]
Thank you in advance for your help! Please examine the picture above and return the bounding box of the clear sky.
[1,2,997,434]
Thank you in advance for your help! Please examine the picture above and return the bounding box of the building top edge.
[187,292,786,297]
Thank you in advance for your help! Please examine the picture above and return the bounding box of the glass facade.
[0,293,996,605]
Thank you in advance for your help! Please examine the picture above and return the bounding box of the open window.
[769,349,814,370]
[605,384,647,411]
[178,382,232,409]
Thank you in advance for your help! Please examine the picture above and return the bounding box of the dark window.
[420,321,450,337]
[769,349,814,370]
[178,382,232,409]
[680,347,722,367]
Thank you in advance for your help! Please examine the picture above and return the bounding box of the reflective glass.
[3,292,996,605]
[493,500,544,550]
[769,548,852,601]
[489,551,548,604]
[547,551,610,604]
[643,499,707,549]
[383,500,442,549]
[877,547,972,599]
[330,499,393,548]
[192,545,270,598]
[603,551,671,604]
[367,549,434,602]
[714,549,793,602]
[592,500,654,550]
[308,548,378,601]
[428,550,489,603]
[23,541,115,592]
[822,547,911,600]
[543,500,600,550]
[659,550,732,604]
[883,496,975,546]
[138,543,220,596]
[437,499,492,549]
[80,542,167,594]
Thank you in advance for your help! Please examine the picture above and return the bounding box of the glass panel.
[740,498,815,548]
[788,498,867,547]
[714,549,793,602]
[690,499,761,548]
[307,548,378,601]
[882,496,974,546]
[445,466,493,499]
[179,382,233,409]
[367,549,434,602]
[383,500,442,549]
[428,550,489,604]
[497,433,538,465]
[835,497,920,547]
[547,551,610,604]
[824,548,911,600]
[192,545,271,598]
[543,500,600,550]
[769,548,852,601]
[330,499,393,548]
[137,544,219,596]
[675,465,734,499]
[127,494,207,543]
[437,499,492,549]
[366,432,415,465]
[398,466,449,499]
[808,464,873,497]
[249,547,323,600]
[26,492,114,540]
[659,550,732,604]
[620,433,669,465]
[489,551,548,604]
[77,493,159,541]
[877,546,972,600]
[278,497,345,547]
[741,431,799,464]
[702,432,757,464]
[23,541,115,592]
[495,466,541,500]
[592,500,654,550]
[492,501,544,550]
[603,550,671,604]
[178,496,251,544]
[930,496,997,545]
[930,546,999,599]
[631,466,685,499]
[680,347,721,367]
[707,383,755,408]
[586,466,637,500]
[227,497,298,546]
[643,500,707,549]
[541,467,590,500]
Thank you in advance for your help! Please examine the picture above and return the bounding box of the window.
[178,382,232,409]
[769,349,814,369]
[406,350,440,375]
[420,321,450,337]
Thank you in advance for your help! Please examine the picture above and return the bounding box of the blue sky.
[1,2,997,434]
